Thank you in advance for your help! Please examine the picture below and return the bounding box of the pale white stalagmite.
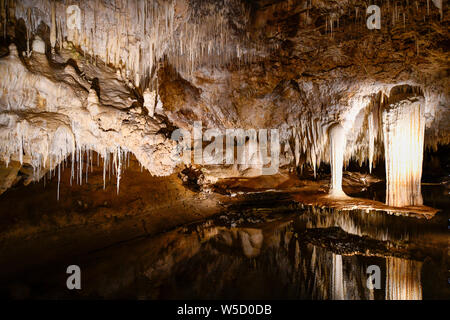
[291,114,328,178]
[382,98,425,207]
[328,123,347,197]
[50,0,56,53]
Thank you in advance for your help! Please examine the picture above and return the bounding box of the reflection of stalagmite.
[87,89,101,116]
[328,124,347,197]
[382,98,425,207]
[331,253,345,300]
[385,257,422,300]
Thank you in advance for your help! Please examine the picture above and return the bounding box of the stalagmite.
[368,112,375,173]
[294,129,300,166]
[87,89,101,116]
[382,97,425,207]
[328,124,347,197]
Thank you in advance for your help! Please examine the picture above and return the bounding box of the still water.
[1,186,449,300]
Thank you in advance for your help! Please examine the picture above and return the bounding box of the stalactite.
[2,0,446,204]
[294,128,300,166]
[331,253,345,300]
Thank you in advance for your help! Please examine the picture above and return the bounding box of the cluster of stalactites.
[346,93,386,174]
[0,113,132,199]
[9,0,258,89]
[288,85,430,208]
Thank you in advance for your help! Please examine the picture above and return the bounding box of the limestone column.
[329,123,347,197]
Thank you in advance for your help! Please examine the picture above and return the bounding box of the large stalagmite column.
[382,97,425,207]
[329,123,347,197]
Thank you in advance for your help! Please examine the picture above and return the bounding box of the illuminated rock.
[143,89,156,117]
[382,97,425,207]
[328,123,347,197]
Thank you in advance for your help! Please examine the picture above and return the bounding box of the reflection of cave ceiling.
[0,0,448,194]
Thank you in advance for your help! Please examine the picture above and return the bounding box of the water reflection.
[2,201,447,300]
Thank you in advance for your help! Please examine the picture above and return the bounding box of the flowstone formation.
[0,0,447,212]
